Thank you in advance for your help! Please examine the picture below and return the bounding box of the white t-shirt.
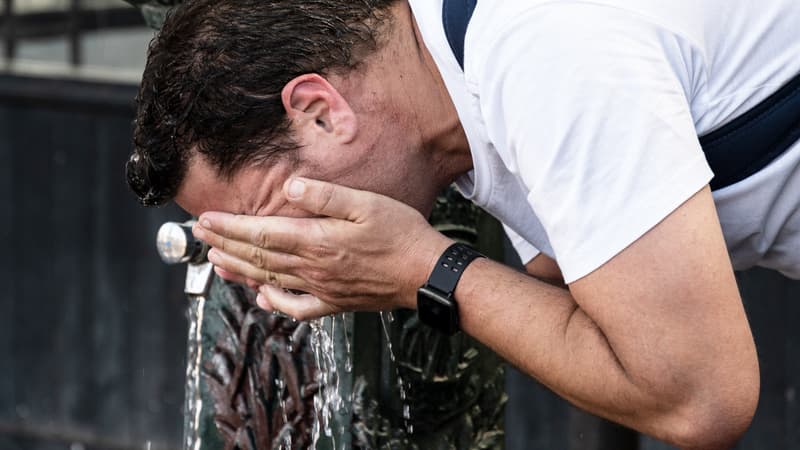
[408,0,800,282]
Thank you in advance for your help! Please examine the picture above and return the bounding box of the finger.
[213,268,266,296]
[213,266,248,285]
[214,267,261,291]
[194,213,310,254]
[207,248,311,291]
[259,285,339,321]
[245,277,261,291]
[195,227,304,272]
[284,177,380,222]
[256,292,275,312]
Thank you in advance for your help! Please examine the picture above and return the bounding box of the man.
[127,0,800,447]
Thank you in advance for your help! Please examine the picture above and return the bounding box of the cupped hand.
[191,178,453,320]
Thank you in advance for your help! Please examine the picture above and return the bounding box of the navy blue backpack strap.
[699,73,800,190]
[442,0,477,69]
[442,0,800,191]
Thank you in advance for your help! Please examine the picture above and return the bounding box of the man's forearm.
[453,257,746,449]
[455,258,645,421]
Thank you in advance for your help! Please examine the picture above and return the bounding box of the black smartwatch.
[417,243,485,335]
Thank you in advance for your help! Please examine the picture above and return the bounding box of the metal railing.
[1,0,143,65]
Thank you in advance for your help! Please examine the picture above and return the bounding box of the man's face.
[175,155,305,218]
[175,89,440,219]
[174,116,426,220]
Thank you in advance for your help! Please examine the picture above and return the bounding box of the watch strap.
[428,243,484,295]
[417,243,484,335]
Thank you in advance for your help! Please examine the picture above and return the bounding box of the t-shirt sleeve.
[503,224,541,266]
[473,4,713,283]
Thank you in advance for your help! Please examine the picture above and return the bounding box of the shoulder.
[467,0,699,126]
[465,1,713,283]
[465,0,696,80]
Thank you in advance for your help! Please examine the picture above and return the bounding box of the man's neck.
[334,1,475,203]
[402,1,474,189]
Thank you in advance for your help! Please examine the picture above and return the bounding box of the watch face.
[417,286,460,335]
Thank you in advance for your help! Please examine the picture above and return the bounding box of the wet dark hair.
[127,0,399,206]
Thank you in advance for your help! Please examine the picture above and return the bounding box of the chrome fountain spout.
[156,221,214,296]
[156,221,208,266]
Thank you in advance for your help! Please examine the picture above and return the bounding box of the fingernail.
[201,219,211,229]
[207,249,219,263]
[287,179,306,199]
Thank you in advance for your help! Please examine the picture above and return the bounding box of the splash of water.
[310,316,347,449]
[309,311,413,448]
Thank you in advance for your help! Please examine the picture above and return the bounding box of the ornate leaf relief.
[202,285,318,450]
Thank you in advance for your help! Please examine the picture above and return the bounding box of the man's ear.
[281,74,357,144]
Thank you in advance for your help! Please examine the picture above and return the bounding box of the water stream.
[183,296,206,450]
[310,316,348,449]
[380,311,413,435]
[309,311,416,444]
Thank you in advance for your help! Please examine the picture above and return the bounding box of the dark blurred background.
[0,2,188,449]
[0,1,798,449]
